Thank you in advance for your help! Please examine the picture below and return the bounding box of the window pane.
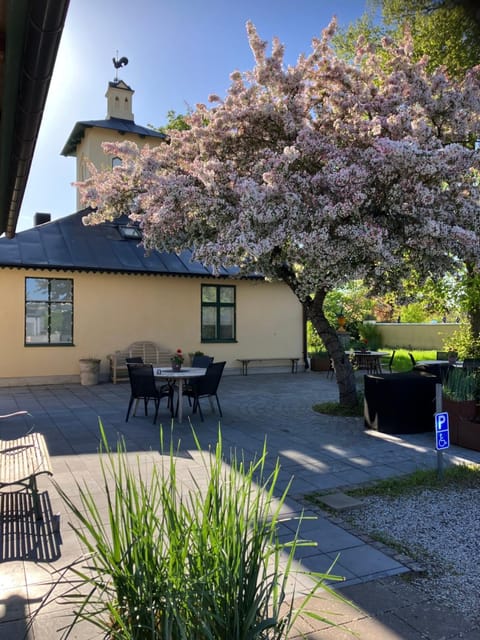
[202,307,217,339]
[26,303,49,343]
[51,303,73,343]
[26,278,49,301]
[202,286,217,303]
[220,287,234,304]
[219,307,234,339]
[51,280,73,302]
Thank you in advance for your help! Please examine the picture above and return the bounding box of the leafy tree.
[371,0,480,77]
[77,21,480,407]
[337,0,480,343]
[155,109,191,134]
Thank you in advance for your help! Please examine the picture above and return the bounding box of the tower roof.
[61,117,168,157]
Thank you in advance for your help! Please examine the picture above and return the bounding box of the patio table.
[154,367,206,423]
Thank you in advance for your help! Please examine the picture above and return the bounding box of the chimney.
[34,213,51,226]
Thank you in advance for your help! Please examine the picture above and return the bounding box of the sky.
[18,0,371,232]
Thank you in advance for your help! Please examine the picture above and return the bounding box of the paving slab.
[1,372,480,639]
[315,491,364,511]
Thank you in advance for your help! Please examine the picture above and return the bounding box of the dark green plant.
[443,368,479,402]
[54,423,347,639]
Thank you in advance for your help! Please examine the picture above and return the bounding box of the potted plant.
[170,348,184,371]
[442,368,480,449]
[79,358,101,386]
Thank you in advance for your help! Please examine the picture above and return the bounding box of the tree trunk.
[307,289,358,407]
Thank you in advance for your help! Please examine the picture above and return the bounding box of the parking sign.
[435,412,450,450]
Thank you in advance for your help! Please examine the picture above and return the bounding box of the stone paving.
[0,370,479,639]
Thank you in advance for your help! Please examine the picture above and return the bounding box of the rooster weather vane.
[112,53,128,82]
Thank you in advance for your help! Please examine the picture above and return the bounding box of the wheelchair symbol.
[438,434,448,448]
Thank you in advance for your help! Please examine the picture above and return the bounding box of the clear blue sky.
[18,0,370,232]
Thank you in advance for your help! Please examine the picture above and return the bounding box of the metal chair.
[191,354,214,368]
[408,352,416,367]
[126,364,173,424]
[386,350,396,373]
[182,361,226,422]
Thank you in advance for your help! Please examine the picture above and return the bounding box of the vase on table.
[171,362,182,372]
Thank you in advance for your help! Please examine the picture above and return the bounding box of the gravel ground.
[343,486,480,623]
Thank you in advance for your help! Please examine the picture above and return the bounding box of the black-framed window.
[201,284,236,342]
[25,277,73,345]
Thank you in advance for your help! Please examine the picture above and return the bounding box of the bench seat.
[237,357,300,376]
[108,340,172,383]
[0,432,53,519]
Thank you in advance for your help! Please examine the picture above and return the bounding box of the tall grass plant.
[54,423,346,639]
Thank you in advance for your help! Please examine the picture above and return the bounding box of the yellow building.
[0,76,304,385]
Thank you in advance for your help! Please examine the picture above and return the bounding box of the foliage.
[307,321,325,353]
[153,109,191,134]
[364,0,480,78]
[77,20,480,408]
[443,323,480,359]
[54,423,345,639]
[442,367,479,401]
[357,323,383,350]
[323,283,376,325]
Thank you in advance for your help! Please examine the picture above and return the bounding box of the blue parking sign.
[435,412,450,450]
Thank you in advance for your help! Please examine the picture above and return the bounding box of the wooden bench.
[108,340,172,383]
[0,432,53,520]
[237,357,300,376]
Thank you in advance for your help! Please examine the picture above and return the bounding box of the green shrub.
[54,423,346,639]
[443,368,479,402]
[443,324,480,359]
[357,323,382,351]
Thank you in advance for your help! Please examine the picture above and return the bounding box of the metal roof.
[61,118,168,157]
[0,209,246,279]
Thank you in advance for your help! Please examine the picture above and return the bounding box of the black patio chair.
[182,361,226,422]
[408,352,416,367]
[191,354,214,368]
[126,356,143,364]
[386,350,396,373]
[126,364,173,424]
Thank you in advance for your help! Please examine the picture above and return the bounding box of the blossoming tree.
[78,20,480,407]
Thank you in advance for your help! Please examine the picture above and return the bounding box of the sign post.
[434,383,449,478]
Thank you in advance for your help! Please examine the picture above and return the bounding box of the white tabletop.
[153,367,206,378]
[346,351,389,357]
[416,360,461,366]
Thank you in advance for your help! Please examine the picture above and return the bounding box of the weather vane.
[112,51,128,82]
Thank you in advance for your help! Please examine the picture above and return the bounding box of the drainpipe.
[303,304,309,370]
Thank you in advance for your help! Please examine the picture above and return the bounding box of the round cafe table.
[153,367,206,423]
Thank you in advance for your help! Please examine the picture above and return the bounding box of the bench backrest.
[110,341,172,367]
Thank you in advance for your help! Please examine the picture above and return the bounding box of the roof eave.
[0,0,70,239]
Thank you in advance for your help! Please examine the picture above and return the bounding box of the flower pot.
[171,363,182,372]
[79,359,101,386]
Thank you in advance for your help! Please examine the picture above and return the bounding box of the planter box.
[443,397,480,451]
[310,355,330,372]
[456,420,480,451]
